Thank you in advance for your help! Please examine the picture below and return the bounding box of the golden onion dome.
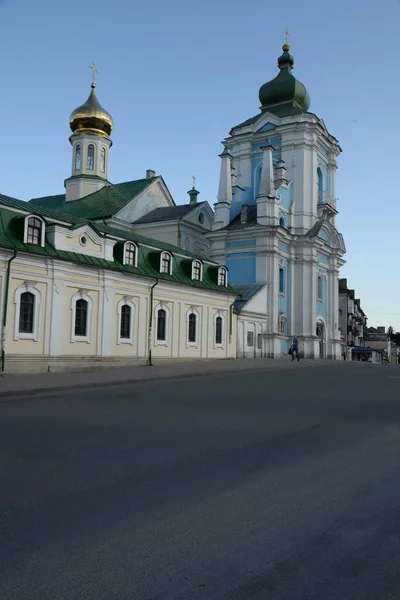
[69,83,113,139]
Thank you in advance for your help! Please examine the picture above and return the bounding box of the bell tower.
[65,64,114,202]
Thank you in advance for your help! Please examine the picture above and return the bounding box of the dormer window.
[218,267,227,286]
[160,252,172,275]
[124,242,137,267]
[192,260,202,281]
[24,216,45,247]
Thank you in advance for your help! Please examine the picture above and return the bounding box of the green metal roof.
[0,196,236,296]
[29,177,158,219]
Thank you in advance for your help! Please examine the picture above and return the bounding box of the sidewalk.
[0,357,339,399]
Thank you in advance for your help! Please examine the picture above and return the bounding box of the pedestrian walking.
[291,335,300,362]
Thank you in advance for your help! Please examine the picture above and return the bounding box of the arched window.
[120,305,131,339]
[157,308,166,341]
[74,299,88,337]
[160,252,172,275]
[19,292,35,334]
[279,216,286,228]
[215,316,223,345]
[124,242,137,267]
[192,260,202,281]
[26,217,43,246]
[117,299,136,344]
[218,267,227,286]
[87,145,95,170]
[100,147,106,173]
[75,145,81,170]
[317,167,323,204]
[186,308,200,346]
[188,312,197,343]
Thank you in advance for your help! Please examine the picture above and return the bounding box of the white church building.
[208,41,346,359]
[0,43,346,372]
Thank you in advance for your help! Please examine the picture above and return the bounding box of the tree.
[388,326,394,339]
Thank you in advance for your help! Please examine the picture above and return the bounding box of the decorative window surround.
[70,290,94,343]
[214,311,226,348]
[117,298,136,345]
[186,307,200,347]
[13,283,42,341]
[24,215,45,247]
[123,242,138,267]
[191,260,203,281]
[160,252,172,275]
[154,302,170,346]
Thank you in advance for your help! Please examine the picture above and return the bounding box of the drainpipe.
[147,278,159,366]
[2,249,17,372]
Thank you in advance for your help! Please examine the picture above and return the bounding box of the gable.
[46,223,116,260]
[115,178,174,223]
[183,203,214,231]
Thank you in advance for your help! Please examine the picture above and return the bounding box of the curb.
[0,362,320,401]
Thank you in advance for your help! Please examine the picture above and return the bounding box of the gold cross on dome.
[89,62,98,85]
[284,27,290,44]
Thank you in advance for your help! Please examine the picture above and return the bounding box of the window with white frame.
[117,299,135,344]
[25,216,45,246]
[124,242,137,267]
[279,316,287,335]
[214,312,225,347]
[247,331,254,347]
[160,252,172,275]
[75,145,81,170]
[317,274,323,301]
[14,284,42,341]
[192,260,202,281]
[71,292,93,343]
[155,303,170,345]
[187,308,200,346]
[279,266,285,294]
[87,144,95,170]
[100,147,106,173]
[218,267,227,286]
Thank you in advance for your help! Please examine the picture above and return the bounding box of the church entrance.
[316,322,325,359]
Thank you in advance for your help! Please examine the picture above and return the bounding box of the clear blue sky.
[0,0,398,329]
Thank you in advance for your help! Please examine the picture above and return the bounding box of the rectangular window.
[317,275,323,301]
[75,299,88,337]
[188,313,197,343]
[120,305,131,339]
[215,316,223,345]
[257,334,262,350]
[19,292,35,334]
[157,309,166,341]
[247,332,254,347]
[279,267,285,294]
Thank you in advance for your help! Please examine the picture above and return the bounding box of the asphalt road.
[1,362,400,599]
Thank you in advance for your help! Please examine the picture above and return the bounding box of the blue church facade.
[208,42,346,359]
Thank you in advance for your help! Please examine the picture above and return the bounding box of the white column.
[214,148,232,230]
[259,145,275,197]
